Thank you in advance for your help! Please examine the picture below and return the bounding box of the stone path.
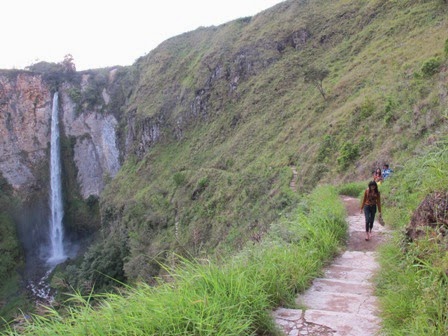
[273,196,390,336]
[290,166,298,192]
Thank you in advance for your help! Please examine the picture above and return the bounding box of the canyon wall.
[0,69,122,199]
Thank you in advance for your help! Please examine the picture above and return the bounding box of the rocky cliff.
[0,69,123,199]
[0,72,51,192]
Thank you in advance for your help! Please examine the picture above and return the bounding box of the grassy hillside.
[54,0,447,296]
[375,136,448,335]
[3,186,347,335]
[6,134,448,334]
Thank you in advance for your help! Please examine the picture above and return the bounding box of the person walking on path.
[360,181,382,241]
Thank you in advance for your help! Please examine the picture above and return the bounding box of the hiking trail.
[290,166,298,192]
[273,195,391,336]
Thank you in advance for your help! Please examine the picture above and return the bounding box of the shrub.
[359,98,375,119]
[67,87,82,105]
[376,136,448,334]
[337,142,359,170]
[383,96,397,125]
[0,215,21,283]
[317,135,335,162]
[173,172,186,187]
[359,135,373,151]
[337,181,366,197]
[421,57,441,77]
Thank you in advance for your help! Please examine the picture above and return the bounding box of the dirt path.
[273,196,390,335]
[290,166,298,192]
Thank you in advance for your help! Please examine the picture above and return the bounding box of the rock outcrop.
[0,69,122,199]
[60,81,120,198]
[0,72,51,192]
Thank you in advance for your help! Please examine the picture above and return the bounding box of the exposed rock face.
[0,70,121,199]
[60,82,120,198]
[0,72,51,191]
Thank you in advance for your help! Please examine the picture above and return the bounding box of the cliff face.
[0,69,122,199]
[0,72,51,192]
[59,77,121,198]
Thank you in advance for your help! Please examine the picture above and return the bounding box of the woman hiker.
[360,180,382,241]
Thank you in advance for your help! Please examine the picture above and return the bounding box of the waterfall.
[48,92,66,265]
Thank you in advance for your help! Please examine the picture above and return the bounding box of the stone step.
[297,291,379,315]
[309,278,374,295]
[323,265,374,283]
[332,251,378,270]
[273,197,387,336]
[273,308,381,336]
[303,309,381,336]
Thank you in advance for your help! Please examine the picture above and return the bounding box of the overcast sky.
[1,0,285,71]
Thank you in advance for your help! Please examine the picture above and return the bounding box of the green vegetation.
[2,186,346,335]
[89,0,447,290]
[303,66,330,100]
[60,135,101,238]
[375,136,448,335]
[421,57,442,77]
[445,38,448,57]
[0,176,26,325]
[51,0,448,305]
[337,181,367,197]
[3,0,448,332]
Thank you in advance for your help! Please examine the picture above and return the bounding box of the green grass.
[375,136,448,335]
[4,0,448,331]
[2,185,346,335]
[44,0,448,314]
[337,180,368,197]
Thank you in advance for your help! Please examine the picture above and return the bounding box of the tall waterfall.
[48,92,66,265]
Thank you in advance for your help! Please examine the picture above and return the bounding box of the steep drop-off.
[0,66,133,316]
[94,0,448,286]
[0,0,447,313]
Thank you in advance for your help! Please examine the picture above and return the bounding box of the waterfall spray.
[48,92,66,265]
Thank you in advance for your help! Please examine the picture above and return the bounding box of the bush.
[337,181,366,197]
[421,57,441,77]
[383,96,397,125]
[359,98,375,119]
[337,142,359,170]
[317,135,335,162]
[173,172,186,187]
[0,215,21,283]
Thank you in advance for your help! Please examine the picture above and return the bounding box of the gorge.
[0,0,447,328]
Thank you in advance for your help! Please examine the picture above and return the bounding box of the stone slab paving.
[273,196,391,336]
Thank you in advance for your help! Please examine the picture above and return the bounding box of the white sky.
[1,0,285,71]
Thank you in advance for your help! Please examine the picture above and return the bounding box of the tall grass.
[375,136,448,335]
[337,181,368,197]
[3,186,346,335]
